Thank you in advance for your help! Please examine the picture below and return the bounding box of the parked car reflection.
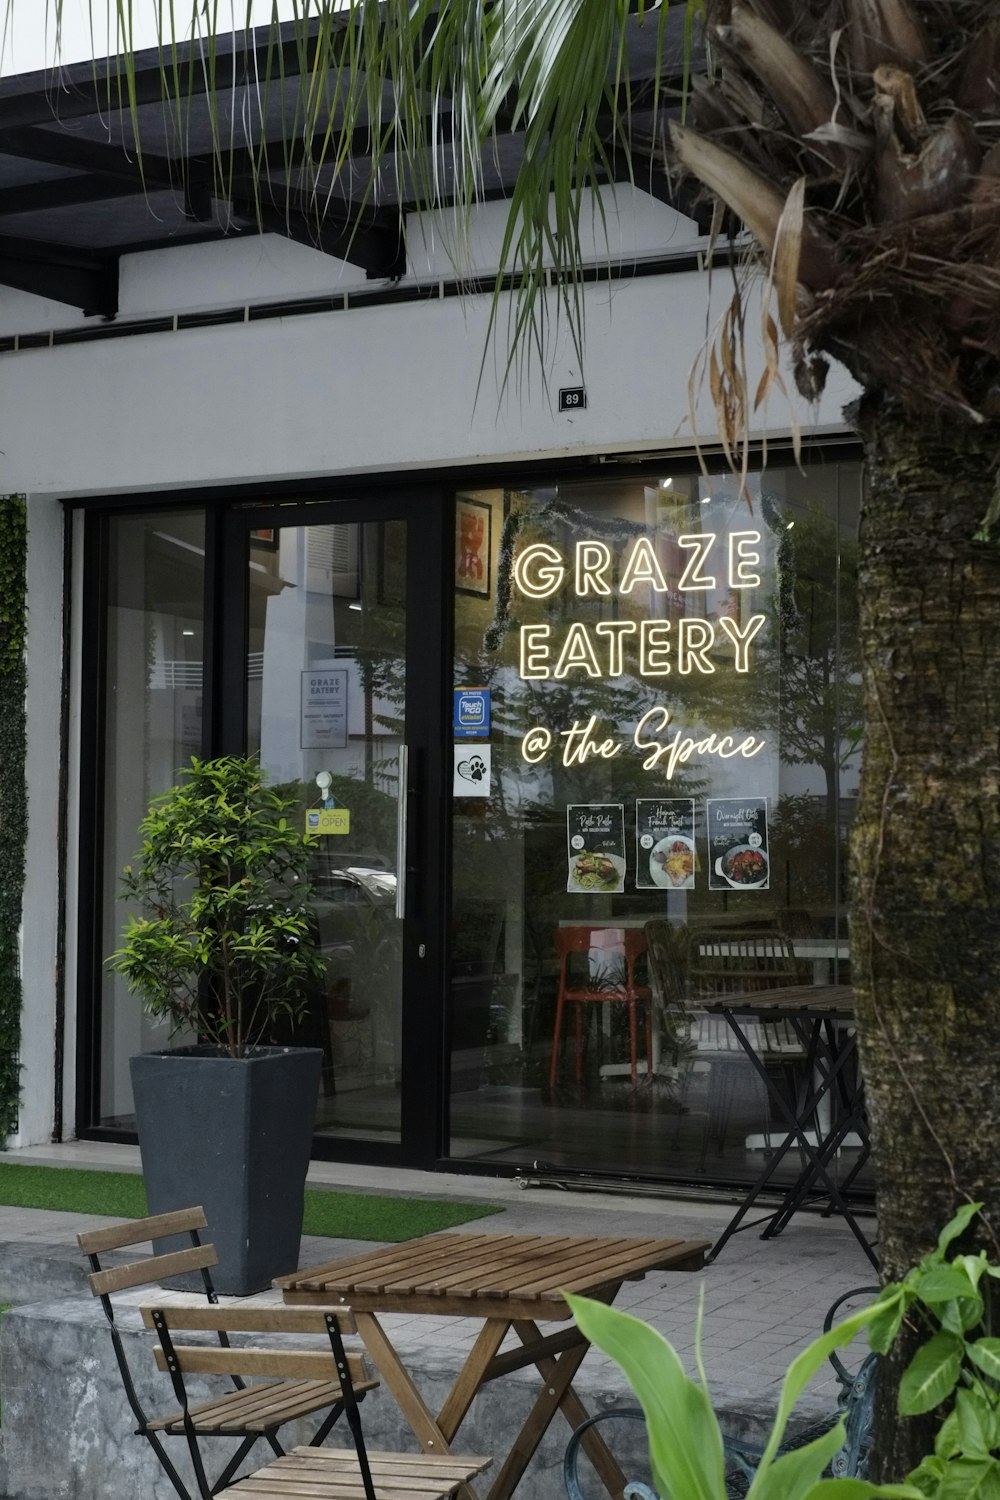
[310,864,402,1089]
[312,866,398,1015]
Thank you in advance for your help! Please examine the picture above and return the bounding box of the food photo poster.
[566,805,626,894]
[706,797,769,890]
[636,799,697,890]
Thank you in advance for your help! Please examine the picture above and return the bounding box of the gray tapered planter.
[130,1045,322,1295]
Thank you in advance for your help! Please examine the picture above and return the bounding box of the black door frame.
[75,483,452,1171]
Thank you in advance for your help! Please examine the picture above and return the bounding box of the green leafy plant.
[108,755,325,1058]
[567,1206,1000,1500]
[866,1203,1000,1500]
[569,1287,914,1500]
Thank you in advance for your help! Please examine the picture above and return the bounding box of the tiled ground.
[3,1140,877,1407]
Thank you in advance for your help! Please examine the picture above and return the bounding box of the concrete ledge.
[0,1292,832,1500]
[0,1241,90,1307]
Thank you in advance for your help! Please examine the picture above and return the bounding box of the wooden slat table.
[700,984,875,1266]
[276,1232,708,1500]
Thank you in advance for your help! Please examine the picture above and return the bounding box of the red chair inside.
[549,927,653,1091]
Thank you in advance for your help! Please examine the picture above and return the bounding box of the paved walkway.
[1,1141,877,1409]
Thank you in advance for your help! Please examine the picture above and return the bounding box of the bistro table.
[275,1231,708,1500]
[701,984,877,1268]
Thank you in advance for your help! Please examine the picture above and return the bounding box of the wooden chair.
[549,926,653,1091]
[687,927,806,1002]
[140,1300,492,1500]
[644,920,744,1163]
[687,928,811,1148]
[643,922,811,1158]
[78,1206,378,1500]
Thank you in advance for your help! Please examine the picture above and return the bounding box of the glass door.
[246,512,416,1149]
[91,509,207,1130]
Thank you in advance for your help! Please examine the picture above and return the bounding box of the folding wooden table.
[275,1231,708,1500]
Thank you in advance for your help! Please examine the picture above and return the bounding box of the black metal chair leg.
[142,1431,197,1500]
[211,1435,262,1493]
[309,1399,347,1447]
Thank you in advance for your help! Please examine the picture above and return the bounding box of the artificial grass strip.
[0,1165,144,1217]
[0,1163,500,1240]
[302,1191,499,1240]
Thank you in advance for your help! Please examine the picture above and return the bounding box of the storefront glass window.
[448,463,865,1189]
[246,519,406,1146]
[98,510,206,1127]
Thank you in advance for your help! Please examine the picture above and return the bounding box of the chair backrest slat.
[88,1243,218,1297]
[78,1207,208,1256]
[153,1344,368,1385]
[688,929,798,999]
[140,1304,357,1336]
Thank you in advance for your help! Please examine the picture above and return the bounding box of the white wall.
[0,183,702,334]
[0,267,856,498]
[2,238,858,1144]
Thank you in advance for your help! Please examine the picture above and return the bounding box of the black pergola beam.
[228,193,404,279]
[623,141,715,231]
[0,19,358,132]
[0,124,401,276]
[0,171,133,217]
[0,11,704,283]
[0,234,118,315]
[0,7,697,133]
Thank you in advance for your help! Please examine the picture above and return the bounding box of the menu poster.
[566,804,626,894]
[707,797,770,891]
[636,799,697,890]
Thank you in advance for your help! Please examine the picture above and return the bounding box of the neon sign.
[514,529,769,778]
[513,533,762,600]
[520,712,765,778]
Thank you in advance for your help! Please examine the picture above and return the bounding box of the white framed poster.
[706,797,769,890]
[300,668,349,749]
[636,798,697,890]
[566,804,626,894]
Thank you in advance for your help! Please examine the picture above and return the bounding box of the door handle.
[395,743,408,920]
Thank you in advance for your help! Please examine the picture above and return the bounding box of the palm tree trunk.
[852,398,1000,1478]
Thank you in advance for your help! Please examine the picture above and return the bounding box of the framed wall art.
[455,496,492,598]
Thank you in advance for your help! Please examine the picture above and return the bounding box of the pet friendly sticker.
[453,744,492,797]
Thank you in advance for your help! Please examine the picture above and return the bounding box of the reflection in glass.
[99,511,206,1126]
[247,520,405,1145]
[447,466,867,1195]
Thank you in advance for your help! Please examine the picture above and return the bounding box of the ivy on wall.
[0,496,27,1140]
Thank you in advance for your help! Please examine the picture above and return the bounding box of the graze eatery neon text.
[514,531,768,779]
[513,535,766,680]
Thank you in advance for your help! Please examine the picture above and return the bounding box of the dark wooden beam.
[0,171,132,216]
[0,125,402,275]
[228,192,404,279]
[0,234,117,314]
[0,20,356,131]
[0,123,164,179]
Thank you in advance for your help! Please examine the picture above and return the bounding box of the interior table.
[700,984,876,1268]
[275,1231,708,1500]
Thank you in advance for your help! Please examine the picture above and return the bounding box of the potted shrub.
[109,754,326,1294]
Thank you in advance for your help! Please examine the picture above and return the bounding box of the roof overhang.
[0,10,700,318]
